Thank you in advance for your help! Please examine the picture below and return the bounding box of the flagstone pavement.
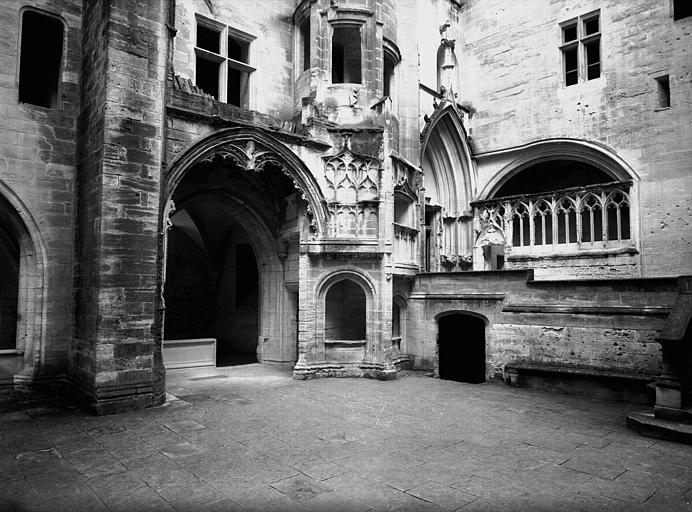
[1,364,691,512]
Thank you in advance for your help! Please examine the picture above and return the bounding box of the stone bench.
[504,362,655,405]
[163,338,216,369]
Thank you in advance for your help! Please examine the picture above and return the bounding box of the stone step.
[626,411,692,445]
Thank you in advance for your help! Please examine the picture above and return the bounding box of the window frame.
[194,14,256,107]
[559,10,601,87]
[330,23,363,85]
[16,7,66,109]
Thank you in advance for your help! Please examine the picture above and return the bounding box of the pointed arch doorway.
[421,103,476,272]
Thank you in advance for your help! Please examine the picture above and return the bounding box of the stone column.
[70,0,169,414]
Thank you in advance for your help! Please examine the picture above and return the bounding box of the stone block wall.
[457,0,692,277]
[406,270,680,379]
[71,0,168,413]
[0,0,81,381]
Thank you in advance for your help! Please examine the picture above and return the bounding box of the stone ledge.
[504,362,655,405]
[502,304,670,316]
[626,411,692,445]
[293,362,397,381]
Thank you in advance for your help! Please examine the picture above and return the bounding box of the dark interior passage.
[216,243,259,366]
[165,160,300,368]
[162,227,216,341]
[0,226,19,350]
[438,314,486,384]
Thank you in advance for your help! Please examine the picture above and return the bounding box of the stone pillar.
[627,276,692,443]
[654,277,692,422]
[70,0,169,414]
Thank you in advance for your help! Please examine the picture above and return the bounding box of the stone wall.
[407,270,679,379]
[173,0,296,121]
[458,0,692,277]
[0,0,81,382]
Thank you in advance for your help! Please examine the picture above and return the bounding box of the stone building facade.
[0,0,690,414]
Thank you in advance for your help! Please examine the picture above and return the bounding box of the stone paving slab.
[1,364,692,511]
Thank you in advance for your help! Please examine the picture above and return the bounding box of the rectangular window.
[673,0,692,20]
[299,19,310,72]
[19,10,64,108]
[585,40,600,80]
[564,47,578,86]
[562,23,577,43]
[655,75,671,108]
[560,11,600,86]
[194,16,255,107]
[332,26,361,84]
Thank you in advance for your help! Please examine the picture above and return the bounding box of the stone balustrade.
[473,181,634,256]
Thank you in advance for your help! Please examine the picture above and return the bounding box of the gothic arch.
[0,180,47,376]
[314,269,376,350]
[421,104,476,214]
[478,139,639,201]
[164,126,329,236]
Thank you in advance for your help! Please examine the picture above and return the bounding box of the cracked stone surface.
[1,364,691,511]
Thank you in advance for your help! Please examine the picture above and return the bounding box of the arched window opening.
[532,199,553,246]
[495,160,612,197]
[580,193,603,243]
[325,280,366,340]
[332,26,361,84]
[438,314,485,384]
[606,191,631,241]
[555,197,578,244]
[474,158,633,257]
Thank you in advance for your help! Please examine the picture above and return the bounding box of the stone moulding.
[408,293,506,301]
[166,86,331,151]
[502,304,670,316]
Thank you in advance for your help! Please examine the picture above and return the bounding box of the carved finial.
[439,20,450,38]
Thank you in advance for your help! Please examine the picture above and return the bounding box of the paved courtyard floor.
[1,364,691,512]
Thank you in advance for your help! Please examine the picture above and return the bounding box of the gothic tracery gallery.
[0,0,690,432]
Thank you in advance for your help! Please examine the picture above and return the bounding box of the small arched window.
[325,280,366,340]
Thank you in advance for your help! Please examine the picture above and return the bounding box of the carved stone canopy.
[197,139,319,236]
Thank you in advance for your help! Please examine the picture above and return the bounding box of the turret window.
[332,26,361,84]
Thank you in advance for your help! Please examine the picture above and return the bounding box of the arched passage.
[161,129,323,367]
[437,313,486,384]
[0,185,46,378]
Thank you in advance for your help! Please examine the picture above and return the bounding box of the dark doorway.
[218,243,259,366]
[438,314,486,383]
